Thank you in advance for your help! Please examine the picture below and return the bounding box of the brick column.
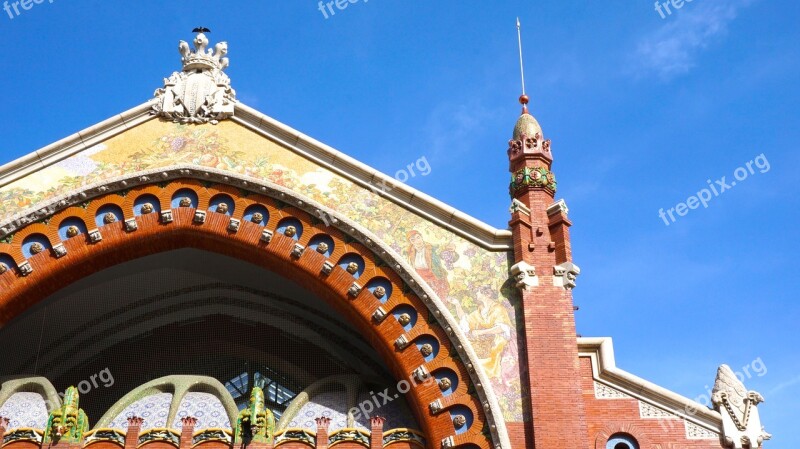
[369,416,385,449]
[507,100,590,449]
[124,417,144,449]
[179,417,197,449]
[314,417,331,449]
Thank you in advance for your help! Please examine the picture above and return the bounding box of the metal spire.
[516,18,530,113]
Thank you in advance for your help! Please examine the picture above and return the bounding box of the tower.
[508,92,588,448]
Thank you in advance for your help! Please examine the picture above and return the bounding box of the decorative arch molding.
[0,165,511,449]
[593,422,652,449]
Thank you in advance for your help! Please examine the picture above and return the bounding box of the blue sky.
[0,0,797,446]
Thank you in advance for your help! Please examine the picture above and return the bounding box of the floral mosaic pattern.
[353,391,417,431]
[0,392,49,429]
[172,392,231,430]
[0,120,525,421]
[108,393,172,430]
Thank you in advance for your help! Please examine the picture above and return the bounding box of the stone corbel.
[553,262,580,289]
[510,261,538,289]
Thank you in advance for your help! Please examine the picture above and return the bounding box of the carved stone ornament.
[397,313,412,326]
[412,366,430,382]
[0,263,8,274]
[216,203,229,214]
[29,242,44,255]
[373,286,386,298]
[420,343,434,357]
[161,210,174,223]
[441,436,455,448]
[283,225,296,237]
[316,242,329,254]
[452,415,467,427]
[712,364,771,449]
[372,307,387,322]
[346,261,359,274]
[66,226,80,238]
[179,197,192,207]
[251,212,263,223]
[553,262,580,289]
[103,212,117,224]
[321,260,334,275]
[141,203,154,215]
[18,261,32,276]
[152,31,236,125]
[291,243,305,258]
[228,218,241,232]
[510,261,538,289]
[395,335,410,350]
[52,244,67,259]
[509,166,557,196]
[348,282,362,297]
[124,218,138,232]
[88,230,103,243]
[429,399,443,414]
[260,229,274,243]
[194,210,207,223]
[438,378,452,391]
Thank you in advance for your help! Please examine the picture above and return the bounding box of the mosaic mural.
[108,393,172,430]
[0,120,524,421]
[0,392,49,429]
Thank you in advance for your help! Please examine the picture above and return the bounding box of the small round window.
[606,433,639,449]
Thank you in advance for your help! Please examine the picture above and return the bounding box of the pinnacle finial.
[516,18,528,114]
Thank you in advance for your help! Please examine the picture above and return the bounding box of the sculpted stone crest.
[712,364,771,449]
[152,31,236,124]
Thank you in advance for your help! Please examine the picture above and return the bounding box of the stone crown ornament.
[152,30,236,124]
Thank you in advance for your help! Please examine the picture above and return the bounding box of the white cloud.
[632,0,753,80]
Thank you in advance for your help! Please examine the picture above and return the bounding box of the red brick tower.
[507,94,588,449]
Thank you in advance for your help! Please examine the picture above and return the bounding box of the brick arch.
[0,170,509,449]
[593,422,652,449]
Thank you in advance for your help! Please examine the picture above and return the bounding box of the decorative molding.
[639,400,679,420]
[593,381,630,399]
[152,32,236,125]
[510,261,538,289]
[685,421,720,440]
[547,199,569,216]
[509,199,530,216]
[553,262,580,289]
[509,166,557,196]
[578,337,723,436]
[711,364,771,448]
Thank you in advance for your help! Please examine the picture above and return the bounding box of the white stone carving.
[685,421,720,440]
[510,261,538,289]
[553,262,580,289]
[348,282,362,298]
[441,436,455,448]
[321,260,334,275]
[395,335,410,350]
[412,366,430,382]
[260,229,273,243]
[291,243,305,258]
[52,244,67,259]
[372,307,387,322]
[227,218,240,232]
[429,399,443,414]
[124,218,138,232]
[638,401,678,420]
[509,199,530,216]
[193,210,206,224]
[152,32,236,124]
[18,261,32,276]
[161,209,174,224]
[546,199,569,216]
[712,364,771,449]
[88,229,103,243]
[593,381,630,399]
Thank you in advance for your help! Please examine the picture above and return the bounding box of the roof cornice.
[578,337,722,433]
[0,102,513,251]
